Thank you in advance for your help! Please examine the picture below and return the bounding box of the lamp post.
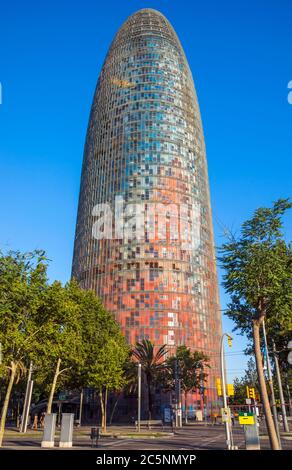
[272,341,289,432]
[20,361,34,433]
[137,363,141,432]
[220,333,232,450]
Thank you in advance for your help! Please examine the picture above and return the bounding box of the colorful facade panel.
[72,9,222,402]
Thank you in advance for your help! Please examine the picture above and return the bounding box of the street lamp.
[220,333,232,450]
[137,363,141,432]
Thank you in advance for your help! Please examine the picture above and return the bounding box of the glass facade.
[72,9,222,402]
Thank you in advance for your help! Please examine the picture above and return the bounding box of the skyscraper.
[72,9,222,404]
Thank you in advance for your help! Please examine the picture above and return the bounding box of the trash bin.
[90,427,100,447]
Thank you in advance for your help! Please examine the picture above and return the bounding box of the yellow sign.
[216,378,222,396]
[239,413,255,425]
[221,407,231,423]
[227,384,234,396]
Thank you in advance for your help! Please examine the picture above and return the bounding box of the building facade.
[72,9,222,407]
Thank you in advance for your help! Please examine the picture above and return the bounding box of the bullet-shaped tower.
[72,9,222,404]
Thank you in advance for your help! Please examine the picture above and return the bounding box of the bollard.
[41,413,56,448]
[59,413,74,448]
[90,427,100,447]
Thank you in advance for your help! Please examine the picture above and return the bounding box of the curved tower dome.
[72,9,222,401]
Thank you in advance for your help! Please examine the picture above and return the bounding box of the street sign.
[221,407,231,423]
[245,398,251,405]
[239,412,255,425]
[58,393,68,401]
[163,407,172,423]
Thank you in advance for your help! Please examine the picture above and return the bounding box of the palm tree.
[132,339,168,419]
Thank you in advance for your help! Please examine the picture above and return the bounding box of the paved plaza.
[2,424,292,451]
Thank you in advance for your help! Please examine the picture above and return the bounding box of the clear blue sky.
[0,0,291,381]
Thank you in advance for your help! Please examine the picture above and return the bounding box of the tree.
[219,198,292,450]
[108,357,138,426]
[0,250,49,446]
[231,359,259,405]
[132,339,168,419]
[34,281,85,414]
[161,346,210,423]
[0,249,130,440]
[70,285,129,433]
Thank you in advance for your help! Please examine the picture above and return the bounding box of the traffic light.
[216,378,222,397]
[227,384,234,396]
[246,386,255,399]
[227,334,233,348]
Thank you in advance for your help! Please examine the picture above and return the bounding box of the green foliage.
[0,250,49,370]
[219,198,292,341]
[0,250,129,423]
[32,280,85,393]
[132,339,168,418]
[81,294,129,393]
[231,358,259,404]
[132,339,168,382]
[160,346,210,394]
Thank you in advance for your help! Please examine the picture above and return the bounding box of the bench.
[135,420,164,430]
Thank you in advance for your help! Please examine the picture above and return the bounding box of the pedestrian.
[212,412,218,425]
[40,412,45,428]
[231,412,235,426]
[32,414,38,430]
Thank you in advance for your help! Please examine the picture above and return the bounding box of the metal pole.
[79,389,84,427]
[220,334,231,449]
[137,363,141,432]
[178,376,182,427]
[286,380,292,416]
[20,361,33,433]
[272,341,289,432]
[262,320,281,448]
[174,359,182,427]
[174,359,178,427]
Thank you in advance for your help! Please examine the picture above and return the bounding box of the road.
[2,424,292,450]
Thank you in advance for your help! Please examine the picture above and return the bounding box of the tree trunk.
[253,320,280,450]
[0,361,17,447]
[47,358,61,414]
[99,390,105,431]
[104,387,108,433]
